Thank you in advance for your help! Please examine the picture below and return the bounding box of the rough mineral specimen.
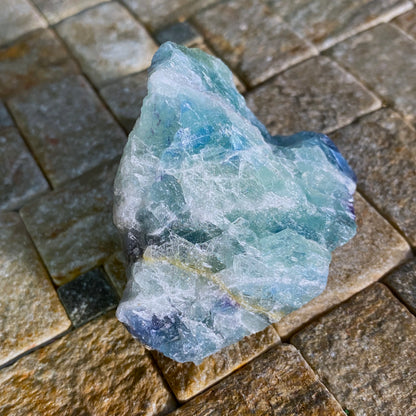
[114,42,356,363]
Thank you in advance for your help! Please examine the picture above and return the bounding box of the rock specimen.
[114,42,356,363]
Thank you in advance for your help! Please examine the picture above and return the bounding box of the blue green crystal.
[114,42,356,363]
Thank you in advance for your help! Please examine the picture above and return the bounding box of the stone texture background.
[0,0,415,415]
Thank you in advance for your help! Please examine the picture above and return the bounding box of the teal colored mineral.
[114,42,356,363]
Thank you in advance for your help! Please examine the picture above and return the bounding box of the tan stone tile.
[328,23,416,129]
[0,313,176,415]
[271,0,412,50]
[32,0,110,24]
[0,212,70,367]
[246,56,381,136]
[0,29,78,99]
[0,127,49,210]
[292,283,416,415]
[331,109,416,246]
[56,2,158,86]
[384,258,416,315]
[0,0,47,47]
[277,193,411,338]
[393,8,416,39]
[154,325,280,402]
[8,75,126,187]
[20,161,121,286]
[122,0,218,30]
[194,0,316,87]
[170,343,344,415]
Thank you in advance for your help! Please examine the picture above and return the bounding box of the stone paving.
[0,1,415,415]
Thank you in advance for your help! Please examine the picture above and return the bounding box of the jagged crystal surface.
[114,42,356,363]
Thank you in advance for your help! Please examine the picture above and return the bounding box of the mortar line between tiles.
[16,211,64,292]
[28,0,139,138]
[145,351,180,408]
[4,101,54,190]
[383,273,416,317]
[291,344,348,413]
[355,189,415,252]
[164,338,281,405]
[319,24,416,114]
[279,266,413,343]
[0,325,73,372]
[113,0,161,47]
[49,29,130,141]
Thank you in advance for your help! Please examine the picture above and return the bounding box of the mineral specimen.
[114,42,356,363]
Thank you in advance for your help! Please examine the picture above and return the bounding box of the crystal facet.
[114,42,357,363]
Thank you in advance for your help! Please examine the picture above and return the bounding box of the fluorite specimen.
[114,42,356,363]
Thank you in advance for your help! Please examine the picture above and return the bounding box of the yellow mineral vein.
[143,252,283,321]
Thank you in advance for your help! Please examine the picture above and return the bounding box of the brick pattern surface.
[0,0,415,414]
[0,29,78,99]
[32,0,110,24]
[384,258,416,314]
[0,0,47,47]
[122,0,218,30]
[56,2,157,86]
[155,325,280,403]
[0,127,49,210]
[332,109,416,246]
[170,344,345,415]
[8,75,125,187]
[0,212,70,367]
[270,0,413,50]
[393,8,416,38]
[328,23,416,129]
[194,0,316,86]
[20,161,121,286]
[292,284,416,415]
[246,56,381,135]
[0,314,176,416]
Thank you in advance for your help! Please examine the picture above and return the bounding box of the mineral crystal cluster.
[114,42,356,363]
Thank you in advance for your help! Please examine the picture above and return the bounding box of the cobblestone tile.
[32,0,110,24]
[292,283,416,415]
[154,325,280,402]
[0,212,70,367]
[56,2,158,86]
[155,22,203,47]
[0,313,176,415]
[99,70,148,132]
[8,75,125,187]
[393,8,416,39]
[58,268,118,327]
[103,250,128,297]
[122,0,218,30]
[246,56,381,135]
[384,258,416,315]
[194,0,316,87]
[270,0,412,50]
[277,193,411,338]
[328,23,416,129]
[0,127,49,211]
[20,161,121,286]
[0,101,13,129]
[170,344,344,415]
[331,109,416,247]
[0,29,78,99]
[0,0,47,47]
